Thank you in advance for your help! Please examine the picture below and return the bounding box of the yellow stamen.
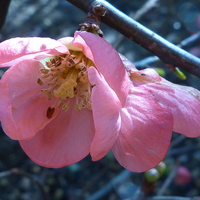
[38,50,95,114]
[53,79,77,99]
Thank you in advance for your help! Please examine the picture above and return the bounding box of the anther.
[39,52,94,112]
[46,107,55,118]
[40,68,49,74]
[37,78,43,85]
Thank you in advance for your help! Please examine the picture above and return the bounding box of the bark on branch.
[67,0,200,78]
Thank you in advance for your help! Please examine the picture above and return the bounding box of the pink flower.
[0,31,200,172]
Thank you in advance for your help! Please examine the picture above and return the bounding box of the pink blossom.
[0,31,200,172]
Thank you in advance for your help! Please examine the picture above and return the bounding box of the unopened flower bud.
[174,166,192,186]
[156,161,166,176]
[145,168,159,182]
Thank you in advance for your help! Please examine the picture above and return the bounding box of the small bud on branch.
[78,3,106,37]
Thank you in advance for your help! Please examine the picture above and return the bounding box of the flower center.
[37,50,95,115]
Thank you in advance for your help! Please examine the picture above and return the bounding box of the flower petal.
[72,31,130,105]
[0,59,58,140]
[19,105,94,168]
[119,54,138,72]
[58,37,82,51]
[0,37,69,67]
[112,87,173,172]
[88,67,121,160]
[130,68,162,86]
[142,80,200,137]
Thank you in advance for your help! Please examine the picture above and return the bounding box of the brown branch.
[66,0,200,78]
[134,31,200,68]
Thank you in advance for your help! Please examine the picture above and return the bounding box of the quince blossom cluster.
[0,31,200,172]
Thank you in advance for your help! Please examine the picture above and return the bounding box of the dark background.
[0,0,200,199]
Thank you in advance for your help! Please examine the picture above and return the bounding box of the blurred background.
[0,0,200,199]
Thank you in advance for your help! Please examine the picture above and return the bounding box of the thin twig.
[114,0,159,50]
[179,31,200,48]
[167,145,197,157]
[133,56,159,68]
[67,0,200,78]
[0,168,49,200]
[157,164,178,196]
[87,169,132,200]
[130,0,159,21]
[170,135,186,148]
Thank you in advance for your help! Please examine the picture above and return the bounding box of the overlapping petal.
[88,67,121,160]
[19,103,94,168]
[112,87,173,172]
[141,80,200,137]
[71,31,130,105]
[0,37,69,67]
[0,59,58,140]
[128,68,200,138]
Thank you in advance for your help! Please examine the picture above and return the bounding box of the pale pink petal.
[112,87,173,172]
[57,37,74,45]
[88,67,121,160]
[130,68,162,86]
[57,37,82,51]
[119,54,138,72]
[0,37,69,67]
[0,59,58,140]
[72,31,130,105]
[142,81,200,137]
[0,78,18,138]
[19,105,94,168]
